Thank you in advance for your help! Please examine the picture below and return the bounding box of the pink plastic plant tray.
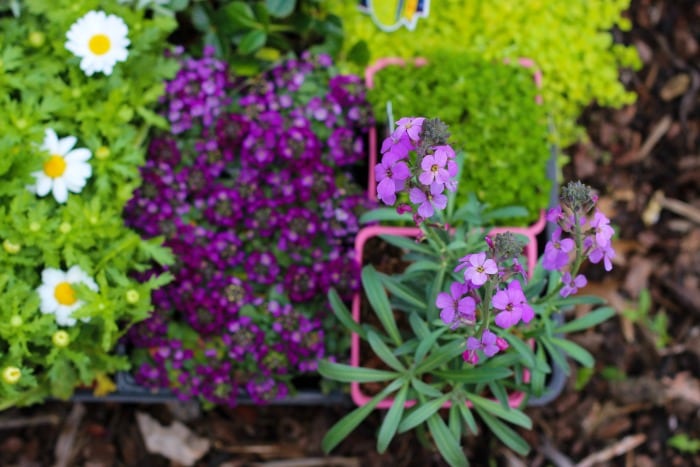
[364,56,546,239]
[350,224,534,409]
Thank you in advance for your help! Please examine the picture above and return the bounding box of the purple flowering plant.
[123,47,374,407]
[319,117,618,464]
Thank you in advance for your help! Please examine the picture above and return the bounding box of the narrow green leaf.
[474,407,530,456]
[458,402,478,435]
[466,394,532,429]
[433,366,512,384]
[426,413,469,467]
[415,328,447,364]
[552,295,606,307]
[359,208,412,224]
[408,312,430,339]
[322,378,404,453]
[368,331,405,372]
[405,260,442,274]
[397,393,450,433]
[327,288,365,339]
[415,339,464,374]
[377,383,409,453]
[318,360,399,383]
[488,382,510,408]
[449,403,462,441]
[411,377,444,398]
[238,30,267,54]
[379,274,427,310]
[554,307,616,334]
[501,333,549,373]
[550,337,595,367]
[539,337,571,376]
[362,266,401,345]
[482,206,529,222]
[379,234,434,256]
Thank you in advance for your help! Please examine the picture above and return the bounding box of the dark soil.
[1,0,699,465]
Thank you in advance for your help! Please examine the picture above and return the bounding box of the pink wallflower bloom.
[380,133,412,158]
[466,330,499,359]
[409,186,447,218]
[509,280,534,323]
[459,252,498,286]
[493,283,524,329]
[396,203,412,215]
[437,282,476,326]
[542,228,575,271]
[393,117,425,141]
[463,348,479,365]
[375,151,410,205]
[590,210,614,247]
[496,337,509,352]
[589,243,616,271]
[560,273,588,297]
[546,205,563,223]
[418,151,450,186]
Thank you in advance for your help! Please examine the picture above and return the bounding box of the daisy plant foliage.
[0,1,178,407]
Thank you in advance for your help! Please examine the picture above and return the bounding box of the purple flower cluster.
[375,117,458,220]
[543,183,617,294]
[437,180,617,365]
[124,51,374,406]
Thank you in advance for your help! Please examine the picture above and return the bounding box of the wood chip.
[54,403,86,467]
[660,74,690,101]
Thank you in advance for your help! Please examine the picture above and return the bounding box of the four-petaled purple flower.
[437,282,476,327]
[464,329,500,365]
[542,228,575,271]
[408,186,447,218]
[375,151,410,206]
[588,243,616,271]
[393,117,425,141]
[560,273,588,297]
[456,252,498,286]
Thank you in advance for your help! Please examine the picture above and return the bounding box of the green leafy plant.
[367,52,551,225]
[319,118,617,465]
[668,434,700,455]
[622,289,670,349]
[331,0,640,147]
[175,0,343,75]
[0,0,178,407]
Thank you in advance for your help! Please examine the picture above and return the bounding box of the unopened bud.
[2,366,21,384]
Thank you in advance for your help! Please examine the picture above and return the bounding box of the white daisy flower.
[37,266,99,327]
[65,10,130,76]
[29,129,92,204]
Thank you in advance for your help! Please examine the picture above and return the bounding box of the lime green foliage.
[331,0,641,146]
[0,1,178,407]
[668,434,700,454]
[368,54,551,224]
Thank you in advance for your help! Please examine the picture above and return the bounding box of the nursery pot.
[350,224,540,409]
[364,56,548,238]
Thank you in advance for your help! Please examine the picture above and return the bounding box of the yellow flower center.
[43,155,67,178]
[2,366,21,384]
[54,282,77,306]
[88,34,111,55]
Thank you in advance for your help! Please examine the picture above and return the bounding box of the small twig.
[213,442,305,459]
[540,437,575,467]
[616,115,672,166]
[249,458,361,467]
[0,413,60,430]
[575,434,646,467]
[53,403,86,467]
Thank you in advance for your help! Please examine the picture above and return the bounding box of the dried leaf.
[663,372,700,406]
[135,412,210,466]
